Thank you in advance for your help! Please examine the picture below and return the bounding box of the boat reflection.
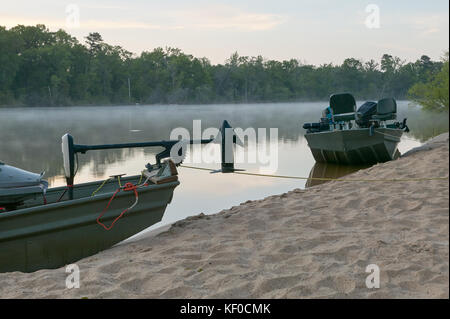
[305,162,370,188]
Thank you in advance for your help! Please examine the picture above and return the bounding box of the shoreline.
[0,100,418,109]
[0,133,448,298]
[123,132,448,245]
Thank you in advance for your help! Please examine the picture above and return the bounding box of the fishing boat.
[0,121,240,273]
[303,93,410,165]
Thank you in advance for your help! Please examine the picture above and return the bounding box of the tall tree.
[408,52,449,112]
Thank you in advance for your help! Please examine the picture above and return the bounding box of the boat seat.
[372,98,397,121]
[330,93,356,122]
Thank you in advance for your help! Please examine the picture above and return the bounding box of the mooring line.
[91,178,112,197]
[180,165,448,182]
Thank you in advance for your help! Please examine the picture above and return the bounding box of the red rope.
[96,182,139,231]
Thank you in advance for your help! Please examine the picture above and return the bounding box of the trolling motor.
[61,120,243,199]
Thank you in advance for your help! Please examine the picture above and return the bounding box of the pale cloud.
[80,4,126,10]
[79,21,175,30]
[193,14,285,31]
[168,5,287,31]
[0,15,180,31]
[411,14,448,37]
[375,42,420,54]
[0,4,285,32]
[0,16,57,28]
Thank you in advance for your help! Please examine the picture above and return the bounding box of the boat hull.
[0,176,179,273]
[305,128,403,165]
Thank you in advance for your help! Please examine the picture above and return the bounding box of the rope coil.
[95,173,151,230]
[96,182,139,231]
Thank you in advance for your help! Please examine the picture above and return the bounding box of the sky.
[1,0,449,65]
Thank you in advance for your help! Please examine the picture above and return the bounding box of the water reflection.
[305,162,370,188]
[0,102,446,232]
[0,103,321,179]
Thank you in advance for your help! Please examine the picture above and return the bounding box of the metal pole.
[73,139,214,153]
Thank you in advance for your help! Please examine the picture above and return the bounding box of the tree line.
[0,25,448,110]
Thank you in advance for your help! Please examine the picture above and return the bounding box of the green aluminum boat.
[0,138,181,273]
[0,121,241,273]
[0,170,178,273]
[303,93,409,165]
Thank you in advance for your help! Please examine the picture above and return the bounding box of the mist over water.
[0,102,447,231]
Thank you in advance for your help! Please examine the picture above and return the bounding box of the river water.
[0,102,448,233]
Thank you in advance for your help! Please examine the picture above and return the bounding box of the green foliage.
[408,52,449,112]
[0,25,447,107]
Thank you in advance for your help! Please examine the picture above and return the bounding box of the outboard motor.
[355,101,378,128]
[0,161,48,210]
[356,98,409,132]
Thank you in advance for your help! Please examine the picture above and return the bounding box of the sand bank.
[0,134,448,298]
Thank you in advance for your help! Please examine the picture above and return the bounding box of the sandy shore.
[1,134,448,298]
